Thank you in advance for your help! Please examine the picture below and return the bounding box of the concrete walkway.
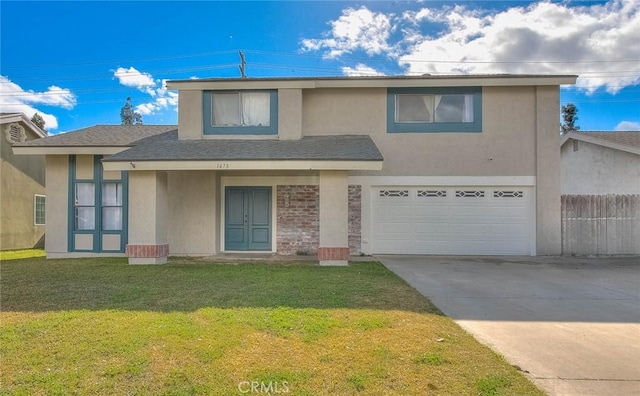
[377,255,640,396]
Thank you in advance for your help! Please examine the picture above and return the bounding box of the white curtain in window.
[103,207,122,230]
[212,93,241,126]
[433,95,443,122]
[76,183,94,206]
[241,92,270,126]
[421,95,436,122]
[102,183,122,206]
[463,94,474,122]
[76,207,95,230]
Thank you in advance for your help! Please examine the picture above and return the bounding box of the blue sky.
[1,0,639,133]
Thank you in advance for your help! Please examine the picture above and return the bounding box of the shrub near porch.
[0,258,543,395]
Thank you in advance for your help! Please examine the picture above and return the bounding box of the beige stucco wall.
[128,171,168,245]
[319,171,349,247]
[561,141,640,194]
[178,90,203,139]
[301,87,538,176]
[167,171,217,255]
[278,89,303,140]
[0,127,46,250]
[535,86,562,255]
[43,155,68,254]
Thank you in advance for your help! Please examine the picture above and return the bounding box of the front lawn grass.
[1,258,543,395]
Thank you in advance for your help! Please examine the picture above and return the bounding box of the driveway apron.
[377,255,640,396]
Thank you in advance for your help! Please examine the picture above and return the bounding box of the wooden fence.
[561,194,640,255]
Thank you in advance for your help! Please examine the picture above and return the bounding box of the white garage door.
[372,187,534,255]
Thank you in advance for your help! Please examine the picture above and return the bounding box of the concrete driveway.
[377,255,640,396]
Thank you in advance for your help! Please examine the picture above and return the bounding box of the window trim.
[203,90,278,135]
[34,194,46,225]
[74,182,96,231]
[101,182,124,231]
[68,155,128,253]
[387,87,482,133]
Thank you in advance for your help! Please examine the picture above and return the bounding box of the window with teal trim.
[68,155,128,253]
[102,183,123,230]
[387,87,482,133]
[203,90,278,135]
[75,183,95,230]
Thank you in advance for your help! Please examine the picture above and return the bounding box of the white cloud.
[113,67,156,96]
[302,0,640,94]
[615,121,640,130]
[342,64,385,76]
[113,70,178,117]
[0,75,76,130]
[301,7,394,58]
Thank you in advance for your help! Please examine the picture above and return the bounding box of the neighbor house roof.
[561,131,640,155]
[0,112,48,138]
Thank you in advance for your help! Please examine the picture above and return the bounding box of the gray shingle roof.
[12,125,177,147]
[575,131,640,149]
[104,135,383,162]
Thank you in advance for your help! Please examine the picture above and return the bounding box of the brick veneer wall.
[276,184,362,256]
[348,185,362,255]
[276,185,320,255]
[126,244,169,258]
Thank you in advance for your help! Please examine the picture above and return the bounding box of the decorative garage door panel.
[372,187,533,255]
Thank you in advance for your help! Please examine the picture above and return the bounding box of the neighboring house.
[561,131,640,194]
[13,74,576,264]
[1,112,47,250]
[560,131,639,255]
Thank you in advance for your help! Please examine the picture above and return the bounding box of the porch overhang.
[102,159,383,171]
[101,134,384,172]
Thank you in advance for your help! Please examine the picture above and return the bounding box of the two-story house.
[13,75,577,264]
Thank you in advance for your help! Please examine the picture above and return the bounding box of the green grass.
[0,248,45,261]
[0,257,544,395]
[477,374,513,395]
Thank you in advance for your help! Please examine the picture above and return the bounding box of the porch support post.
[318,170,349,266]
[126,170,169,264]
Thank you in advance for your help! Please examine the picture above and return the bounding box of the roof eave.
[167,75,578,90]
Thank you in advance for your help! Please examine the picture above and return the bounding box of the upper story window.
[203,90,278,135]
[387,87,482,133]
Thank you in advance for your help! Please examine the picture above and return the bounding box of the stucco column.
[318,171,349,266]
[126,170,169,264]
[535,86,562,255]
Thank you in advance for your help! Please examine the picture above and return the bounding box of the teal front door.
[225,187,272,251]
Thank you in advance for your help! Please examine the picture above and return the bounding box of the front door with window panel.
[225,187,271,251]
